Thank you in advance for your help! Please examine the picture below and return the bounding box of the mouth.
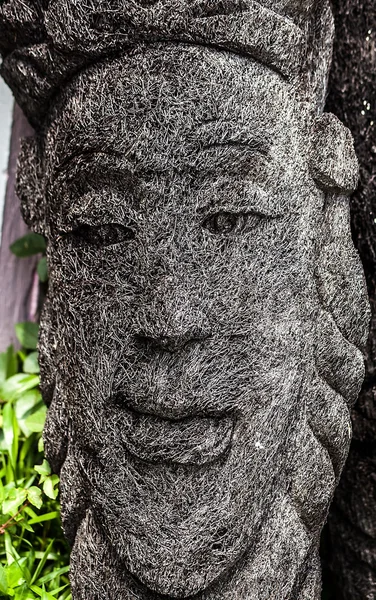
[110,401,235,466]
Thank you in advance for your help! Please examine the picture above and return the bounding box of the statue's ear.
[309,113,359,195]
[16,136,46,236]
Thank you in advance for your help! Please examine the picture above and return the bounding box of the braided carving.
[1,0,370,598]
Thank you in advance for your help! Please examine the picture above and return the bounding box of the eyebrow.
[47,151,145,215]
[49,148,263,197]
[195,121,273,154]
[48,150,141,199]
[52,150,132,178]
[196,180,287,218]
[48,150,291,221]
[51,117,273,180]
[198,140,270,156]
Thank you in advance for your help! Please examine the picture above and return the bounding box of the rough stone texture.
[324,1,376,598]
[0,1,370,598]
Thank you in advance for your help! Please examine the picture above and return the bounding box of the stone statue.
[0,1,370,598]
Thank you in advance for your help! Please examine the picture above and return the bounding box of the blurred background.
[0,79,12,238]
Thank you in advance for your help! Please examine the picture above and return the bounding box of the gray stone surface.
[0,1,370,598]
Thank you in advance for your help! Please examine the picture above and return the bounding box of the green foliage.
[36,260,48,285]
[0,329,70,599]
[9,235,46,259]
[14,324,39,352]
[9,235,48,285]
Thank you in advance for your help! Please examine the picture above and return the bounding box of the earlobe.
[309,112,359,195]
[16,136,46,235]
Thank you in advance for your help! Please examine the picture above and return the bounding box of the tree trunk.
[325,1,376,598]
[0,104,37,350]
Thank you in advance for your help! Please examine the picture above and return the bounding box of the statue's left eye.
[64,223,136,247]
[202,212,247,235]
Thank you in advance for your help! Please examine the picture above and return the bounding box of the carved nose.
[134,276,211,352]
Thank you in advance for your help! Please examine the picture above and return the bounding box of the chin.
[88,456,259,598]
[114,525,248,598]
[95,499,252,598]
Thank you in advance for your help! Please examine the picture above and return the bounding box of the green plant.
[0,323,70,599]
[9,234,48,284]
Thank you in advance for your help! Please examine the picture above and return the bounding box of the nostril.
[159,336,177,352]
[134,334,181,353]
[133,307,212,353]
[134,333,175,352]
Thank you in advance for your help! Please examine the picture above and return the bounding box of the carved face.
[37,45,366,597]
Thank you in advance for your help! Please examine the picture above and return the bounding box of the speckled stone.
[0,1,370,598]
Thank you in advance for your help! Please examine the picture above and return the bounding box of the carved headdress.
[0,0,333,128]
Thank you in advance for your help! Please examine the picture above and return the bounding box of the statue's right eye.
[61,222,136,247]
[202,211,248,235]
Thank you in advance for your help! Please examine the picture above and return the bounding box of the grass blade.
[30,540,54,585]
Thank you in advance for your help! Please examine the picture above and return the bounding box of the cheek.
[193,223,304,323]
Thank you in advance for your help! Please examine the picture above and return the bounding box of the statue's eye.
[202,212,248,235]
[63,223,136,247]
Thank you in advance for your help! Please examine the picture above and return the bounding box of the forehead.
[42,45,315,225]
[44,44,304,167]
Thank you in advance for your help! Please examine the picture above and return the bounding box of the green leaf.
[0,564,8,596]
[15,323,39,351]
[2,487,27,516]
[21,520,35,533]
[23,506,38,520]
[43,475,59,500]
[10,234,46,258]
[34,460,51,478]
[27,511,59,525]
[13,586,36,600]
[35,567,70,586]
[27,487,42,510]
[30,540,54,586]
[15,390,43,437]
[4,531,21,565]
[0,346,18,384]
[0,319,70,597]
[23,353,40,375]
[29,586,55,600]
[24,405,47,434]
[25,547,36,578]
[15,390,42,417]
[37,257,48,283]
[1,374,40,403]
[6,558,30,588]
[47,584,69,597]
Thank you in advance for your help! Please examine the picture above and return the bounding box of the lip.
[112,405,234,466]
